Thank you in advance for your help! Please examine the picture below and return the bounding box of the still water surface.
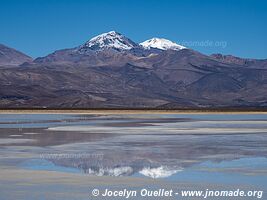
[0,113,266,199]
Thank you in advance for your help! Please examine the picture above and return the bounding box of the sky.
[0,0,266,59]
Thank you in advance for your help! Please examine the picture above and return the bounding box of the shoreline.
[0,109,267,114]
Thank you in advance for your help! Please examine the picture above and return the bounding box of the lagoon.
[0,113,266,199]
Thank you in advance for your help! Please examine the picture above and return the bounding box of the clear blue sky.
[0,0,266,59]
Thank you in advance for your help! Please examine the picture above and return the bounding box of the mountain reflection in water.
[0,113,267,181]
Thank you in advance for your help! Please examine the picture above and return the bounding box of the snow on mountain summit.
[79,31,138,51]
[77,31,186,53]
[140,38,186,51]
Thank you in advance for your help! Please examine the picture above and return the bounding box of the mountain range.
[0,31,266,109]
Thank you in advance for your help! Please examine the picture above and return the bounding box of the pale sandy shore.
[1,109,267,114]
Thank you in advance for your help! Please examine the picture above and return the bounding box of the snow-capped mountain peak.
[79,31,138,51]
[140,38,186,51]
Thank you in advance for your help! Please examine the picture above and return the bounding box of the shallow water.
[0,113,266,199]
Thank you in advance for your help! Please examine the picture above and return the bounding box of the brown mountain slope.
[0,31,266,109]
[0,44,32,67]
[0,48,266,109]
